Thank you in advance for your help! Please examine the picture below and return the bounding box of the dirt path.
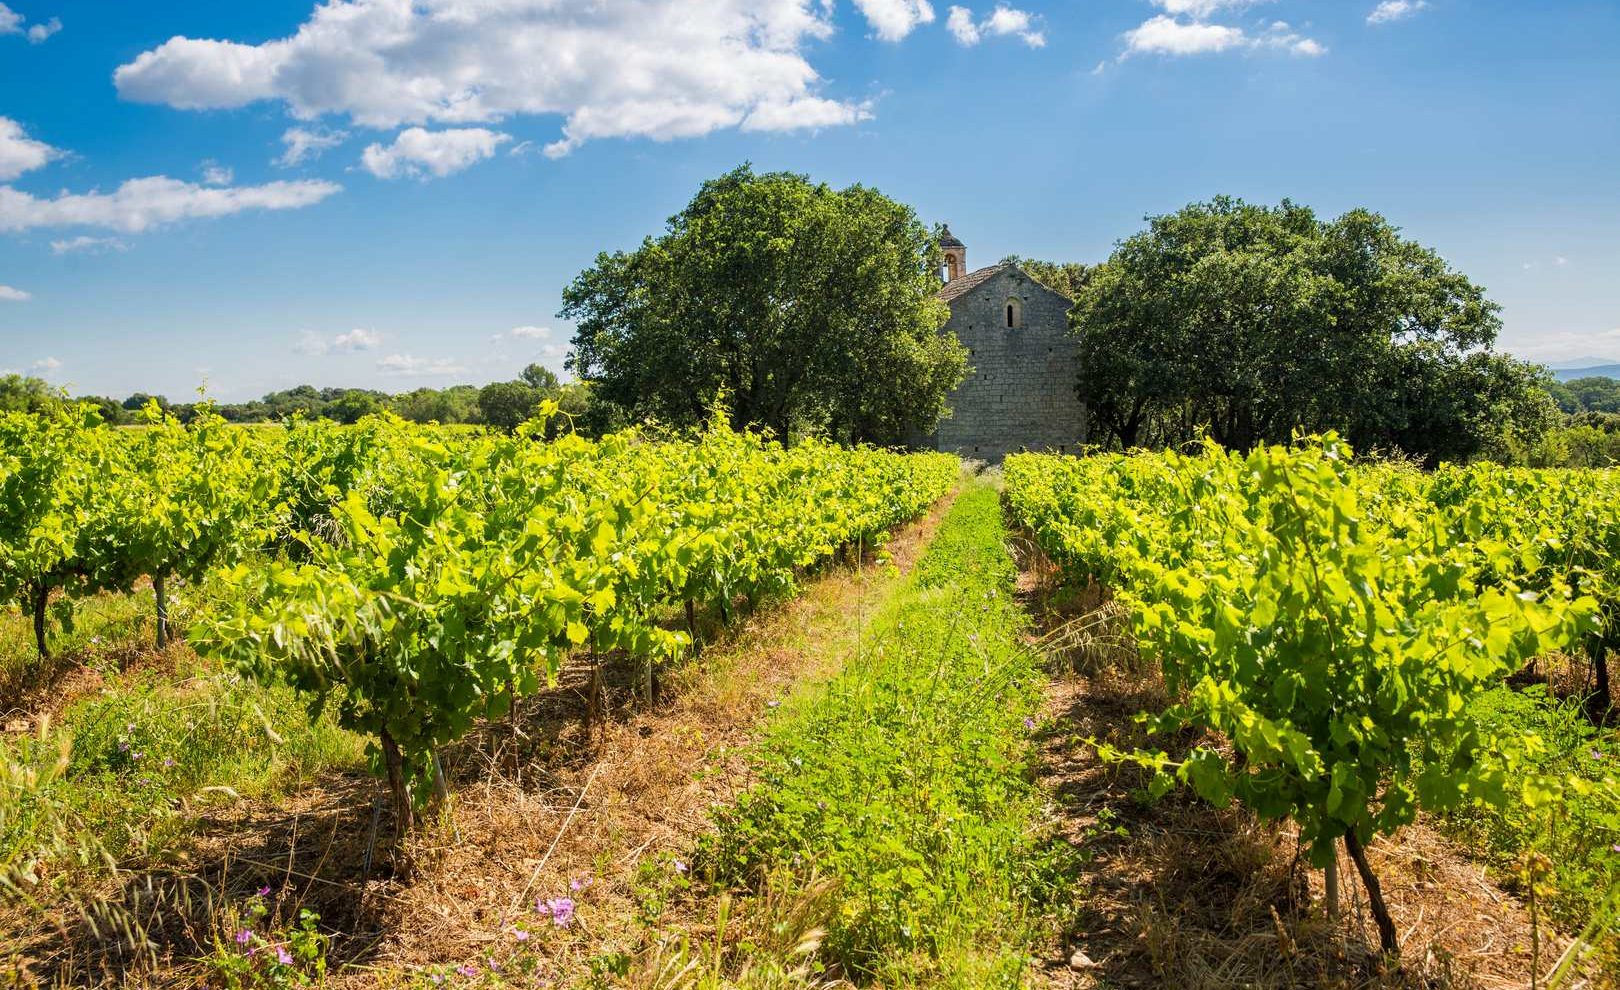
[1020,593,1601,989]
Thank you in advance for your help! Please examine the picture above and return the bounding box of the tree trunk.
[1589,637,1611,723]
[686,598,700,657]
[584,631,602,741]
[153,572,169,650]
[1324,849,1339,921]
[1344,831,1398,955]
[432,750,451,804]
[380,729,414,834]
[31,583,50,659]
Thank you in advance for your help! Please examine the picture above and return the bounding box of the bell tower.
[939,225,967,283]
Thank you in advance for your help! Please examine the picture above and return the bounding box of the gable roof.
[937,263,1012,302]
[938,261,1076,305]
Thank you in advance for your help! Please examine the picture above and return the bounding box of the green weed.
[1436,685,1620,934]
[707,480,1060,985]
[205,891,329,989]
[1,652,363,897]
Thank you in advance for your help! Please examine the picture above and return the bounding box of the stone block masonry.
[932,264,1087,462]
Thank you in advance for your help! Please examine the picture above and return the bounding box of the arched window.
[1005,297,1023,329]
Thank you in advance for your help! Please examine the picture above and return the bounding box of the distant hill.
[1553,364,1620,382]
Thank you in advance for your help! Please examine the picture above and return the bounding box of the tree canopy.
[1071,197,1550,464]
[1549,375,1620,415]
[1002,257,1092,299]
[562,165,966,444]
[477,380,544,433]
[0,375,57,415]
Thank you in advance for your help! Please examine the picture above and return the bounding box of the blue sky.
[1,0,1616,401]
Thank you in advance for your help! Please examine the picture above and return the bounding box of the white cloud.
[32,356,60,370]
[1258,20,1325,56]
[1123,15,1245,55]
[507,325,550,339]
[276,126,348,167]
[0,116,59,181]
[0,284,30,301]
[25,15,57,42]
[361,127,510,179]
[1122,13,1322,58]
[0,176,340,233]
[292,331,327,355]
[50,235,129,254]
[1153,0,1268,16]
[114,0,872,157]
[1556,255,1569,266]
[1367,1,1427,25]
[946,4,1044,47]
[854,0,934,42]
[295,327,383,355]
[0,3,58,42]
[739,97,873,134]
[200,160,234,185]
[983,6,1044,46]
[377,353,469,377]
[1502,326,1620,366]
[334,327,382,351]
[945,7,979,44]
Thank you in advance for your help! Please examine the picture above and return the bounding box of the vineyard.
[1,411,1618,987]
[0,404,961,973]
[1005,438,1620,978]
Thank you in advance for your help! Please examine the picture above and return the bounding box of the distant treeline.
[1548,376,1620,415]
[0,363,620,435]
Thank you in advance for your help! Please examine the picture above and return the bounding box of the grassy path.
[693,476,1059,988]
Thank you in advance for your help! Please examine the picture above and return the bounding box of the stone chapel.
[921,226,1088,462]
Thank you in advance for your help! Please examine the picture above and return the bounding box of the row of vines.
[1004,437,1619,956]
[0,402,957,825]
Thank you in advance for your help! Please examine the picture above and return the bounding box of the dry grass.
[1028,663,1613,990]
[4,491,959,987]
[1009,526,1614,990]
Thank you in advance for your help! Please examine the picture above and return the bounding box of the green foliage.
[0,402,107,656]
[323,389,385,424]
[1508,409,1620,468]
[520,363,560,390]
[207,893,329,989]
[711,481,1058,981]
[563,164,966,444]
[477,380,545,433]
[0,375,60,415]
[1071,196,1543,464]
[0,655,361,890]
[1005,441,1597,862]
[1000,256,1091,299]
[194,412,956,821]
[389,384,482,425]
[78,403,280,648]
[1438,686,1620,933]
[1550,376,1620,415]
